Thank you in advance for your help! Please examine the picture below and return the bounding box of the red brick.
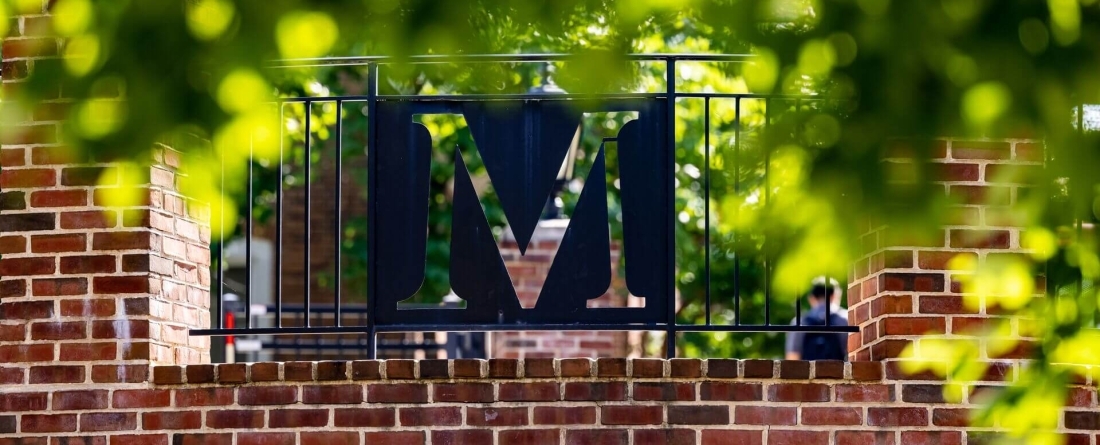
[0,392,48,411]
[871,295,912,317]
[1065,411,1100,430]
[79,412,136,432]
[92,276,149,294]
[564,382,626,401]
[801,407,862,425]
[562,358,594,377]
[32,277,87,296]
[59,342,116,361]
[1015,142,1044,162]
[489,358,520,378]
[767,383,829,402]
[702,430,762,445]
[950,229,1011,249]
[1,169,56,188]
[60,298,115,316]
[533,407,595,425]
[635,429,694,445]
[918,295,974,314]
[30,145,77,163]
[367,384,427,403]
[1,38,58,58]
[184,364,215,384]
[92,232,151,251]
[91,364,148,383]
[633,358,666,377]
[60,255,116,274]
[634,382,695,401]
[451,359,484,378]
[670,358,703,378]
[815,361,845,379]
[835,384,893,402]
[269,409,328,428]
[21,414,76,433]
[206,410,263,429]
[316,361,349,380]
[31,234,86,254]
[778,360,810,379]
[334,408,395,427]
[733,406,796,425]
[0,280,26,298]
[932,408,972,427]
[0,300,53,319]
[565,429,628,445]
[113,389,170,409]
[238,386,297,405]
[499,429,559,445]
[237,433,294,445]
[434,383,494,403]
[399,407,461,427]
[29,365,84,383]
[0,235,25,254]
[363,432,424,445]
[283,361,314,381]
[0,344,54,362]
[833,431,895,445]
[467,407,528,427]
[1,149,24,166]
[881,317,946,335]
[500,382,560,402]
[867,407,929,426]
[249,362,280,381]
[601,405,662,425]
[175,388,234,407]
[0,257,54,276]
[952,140,1011,159]
[521,358,554,373]
[60,210,116,229]
[30,190,86,207]
[0,368,24,385]
[899,431,962,445]
[700,382,762,401]
[668,405,728,425]
[92,319,149,339]
[302,384,362,404]
[31,321,85,340]
[933,162,979,181]
[110,435,169,445]
[767,431,828,445]
[299,432,359,445]
[433,431,493,445]
[52,390,107,410]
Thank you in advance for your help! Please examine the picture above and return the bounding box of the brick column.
[1,2,211,389]
[848,139,1042,366]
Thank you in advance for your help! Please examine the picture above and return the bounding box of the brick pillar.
[848,139,1042,365]
[494,220,632,358]
[1,2,211,388]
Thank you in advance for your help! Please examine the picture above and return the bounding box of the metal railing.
[191,53,858,358]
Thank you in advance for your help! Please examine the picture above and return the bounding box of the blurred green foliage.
[5,1,1100,442]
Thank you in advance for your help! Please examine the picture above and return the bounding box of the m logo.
[372,99,671,327]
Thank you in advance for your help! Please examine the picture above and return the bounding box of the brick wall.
[848,139,1042,365]
[0,358,1096,443]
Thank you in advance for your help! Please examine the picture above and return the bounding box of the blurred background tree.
[3,1,1100,441]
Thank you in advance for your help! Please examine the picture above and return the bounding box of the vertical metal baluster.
[763,97,771,326]
[366,62,379,359]
[733,97,741,326]
[335,100,343,327]
[304,101,312,327]
[275,104,284,328]
[245,119,254,329]
[665,57,677,358]
[704,96,711,326]
[216,147,225,330]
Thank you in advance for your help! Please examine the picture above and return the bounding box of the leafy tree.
[4,1,1100,442]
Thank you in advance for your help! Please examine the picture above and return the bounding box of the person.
[785,277,849,361]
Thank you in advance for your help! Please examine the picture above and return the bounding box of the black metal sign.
[372,99,670,327]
